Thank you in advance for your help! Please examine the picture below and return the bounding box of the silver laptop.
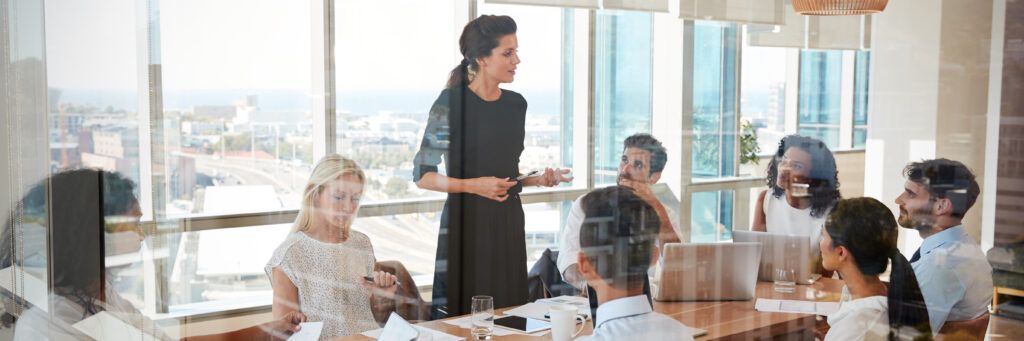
[733,230,818,285]
[653,242,761,301]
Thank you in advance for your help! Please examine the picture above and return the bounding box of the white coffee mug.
[548,304,586,341]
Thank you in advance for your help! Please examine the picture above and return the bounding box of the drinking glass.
[773,268,797,293]
[471,295,494,340]
[790,182,811,197]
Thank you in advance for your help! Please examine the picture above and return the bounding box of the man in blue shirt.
[574,186,693,340]
[895,158,992,334]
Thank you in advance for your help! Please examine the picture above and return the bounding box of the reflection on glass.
[691,190,735,243]
[44,0,142,205]
[166,224,290,308]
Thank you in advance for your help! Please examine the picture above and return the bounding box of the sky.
[44,0,564,93]
[43,0,781,100]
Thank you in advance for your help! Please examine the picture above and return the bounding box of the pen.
[363,275,401,287]
[515,170,539,181]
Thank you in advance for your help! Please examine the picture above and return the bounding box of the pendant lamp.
[792,0,888,15]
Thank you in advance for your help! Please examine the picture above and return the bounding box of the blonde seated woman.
[265,155,398,338]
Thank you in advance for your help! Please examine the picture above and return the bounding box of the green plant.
[740,120,761,165]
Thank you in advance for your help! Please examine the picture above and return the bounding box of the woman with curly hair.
[753,135,841,238]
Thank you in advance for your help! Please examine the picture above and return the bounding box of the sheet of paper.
[362,325,462,341]
[779,300,816,313]
[379,313,418,341]
[505,297,591,321]
[72,311,158,341]
[815,302,840,315]
[686,326,709,337]
[539,295,589,308]
[287,321,323,341]
[442,315,516,336]
[442,315,549,336]
[755,298,782,312]
[755,298,839,315]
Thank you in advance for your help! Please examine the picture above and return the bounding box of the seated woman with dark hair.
[819,197,932,340]
[5,169,304,340]
[754,135,841,236]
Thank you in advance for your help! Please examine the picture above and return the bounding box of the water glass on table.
[471,295,494,340]
[773,268,797,293]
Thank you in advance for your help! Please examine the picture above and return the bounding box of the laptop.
[653,242,761,301]
[733,230,818,285]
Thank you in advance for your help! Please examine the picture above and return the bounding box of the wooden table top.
[331,278,844,340]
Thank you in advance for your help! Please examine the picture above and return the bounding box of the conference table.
[334,278,844,340]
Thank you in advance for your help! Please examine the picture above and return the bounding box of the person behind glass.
[412,15,572,320]
[753,135,841,236]
[574,186,693,341]
[3,169,305,341]
[819,197,932,340]
[558,133,681,290]
[753,135,840,277]
[895,159,991,334]
[266,155,398,338]
[556,134,680,319]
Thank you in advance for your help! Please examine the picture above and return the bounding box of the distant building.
[193,106,236,119]
[48,112,85,137]
[81,126,141,186]
[170,155,197,200]
[767,81,786,129]
[182,121,225,136]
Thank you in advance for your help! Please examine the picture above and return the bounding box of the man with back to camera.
[557,133,682,290]
[894,158,992,333]
[574,186,693,340]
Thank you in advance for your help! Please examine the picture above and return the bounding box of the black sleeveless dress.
[412,86,529,319]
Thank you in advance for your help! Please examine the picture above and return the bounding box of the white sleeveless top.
[265,231,379,338]
[762,192,829,242]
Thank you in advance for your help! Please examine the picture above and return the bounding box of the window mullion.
[312,0,336,160]
[839,50,856,149]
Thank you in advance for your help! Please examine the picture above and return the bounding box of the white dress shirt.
[825,295,890,341]
[577,295,693,341]
[557,193,682,280]
[911,224,993,333]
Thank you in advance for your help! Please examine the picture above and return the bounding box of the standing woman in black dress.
[413,15,572,319]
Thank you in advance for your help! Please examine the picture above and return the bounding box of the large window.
[691,21,738,242]
[739,27,791,157]
[797,50,843,148]
[593,11,653,185]
[157,0,316,309]
[44,0,146,309]
[853,50,870,148]
[160,0,315,220]
[334,0,460,203]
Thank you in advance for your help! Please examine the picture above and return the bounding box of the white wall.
[866,0,995,256]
